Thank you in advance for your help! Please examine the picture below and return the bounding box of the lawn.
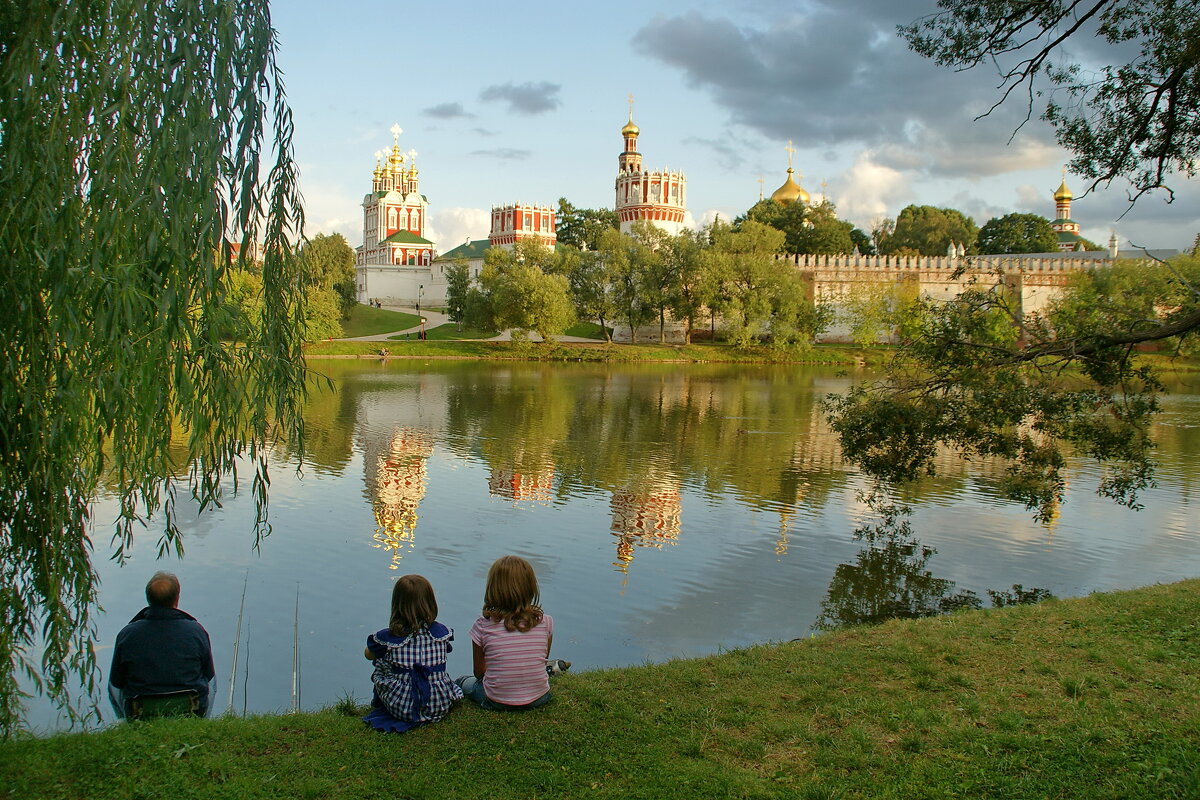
[3,580,1197,799]
[391,323,499,341]
[338,304,421,338]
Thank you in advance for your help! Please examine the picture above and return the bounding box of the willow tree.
[0,1,308,732]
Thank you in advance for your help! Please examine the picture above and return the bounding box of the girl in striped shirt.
[456,555,554,710]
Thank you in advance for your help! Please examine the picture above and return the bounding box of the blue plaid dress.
[365,621,463,732]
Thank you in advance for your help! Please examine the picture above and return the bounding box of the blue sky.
[271,0,1198,252]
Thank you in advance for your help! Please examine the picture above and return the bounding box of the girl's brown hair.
[482,555,543,632]
[389,574,438,636]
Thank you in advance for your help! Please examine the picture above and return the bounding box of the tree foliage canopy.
[0,0,307,732]
[977,212,1060,254]
[879,205,978,256]
[901,0,1200,202]
[555,198,619,251]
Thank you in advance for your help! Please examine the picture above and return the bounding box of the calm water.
[25,361,1200,730]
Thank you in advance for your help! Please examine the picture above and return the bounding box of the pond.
[24,360,1200,730]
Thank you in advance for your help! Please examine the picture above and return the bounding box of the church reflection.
[488,464,555,505]
[609,477,682,572]
[370,427,434,569]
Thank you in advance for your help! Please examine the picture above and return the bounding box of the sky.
[270,0,1199,253]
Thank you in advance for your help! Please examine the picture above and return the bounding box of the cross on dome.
[785,140,795,170]
[390,123,402,144]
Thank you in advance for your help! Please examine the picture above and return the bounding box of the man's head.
[145,572,181,608]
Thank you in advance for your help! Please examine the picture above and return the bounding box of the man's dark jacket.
[109,606,215,708]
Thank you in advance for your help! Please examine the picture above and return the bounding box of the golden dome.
[1054,178,1073,202]
[770,168,809,205]
[621,115,639,137]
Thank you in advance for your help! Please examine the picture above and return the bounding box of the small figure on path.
[456,555,563,711]
[363,574,462,732]
[108,571,215,719]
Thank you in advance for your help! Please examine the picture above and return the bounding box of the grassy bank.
[3,580,1197,799]
[338,305,421,338]
[304,338,894,366]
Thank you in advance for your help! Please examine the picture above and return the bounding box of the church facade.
[613,105,688,235]
[354,125,438,305]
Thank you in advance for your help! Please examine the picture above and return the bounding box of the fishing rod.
[291,584,301,713]
[227,571,248,715]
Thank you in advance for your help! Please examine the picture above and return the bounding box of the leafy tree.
[476,240,575,341]
[977,213,1059,254]
[628,221,675,343]
[880,205,978,256]
[901,0,1200,203]
[827,3,1200,524]
[664,228,713,344]
[829,254,1200,520]
[566,250,617,342]
[555,198,619,251]
[0,0,306,732]
[299,233,356,316]
[850,227,875,255]
[597,227,657,340]
[738,198,858,254]
[707,220,794,346]
[445,260,471,325]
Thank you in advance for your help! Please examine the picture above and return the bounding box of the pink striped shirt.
[469,613,553,706]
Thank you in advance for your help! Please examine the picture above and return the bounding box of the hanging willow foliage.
[0,1,308,733]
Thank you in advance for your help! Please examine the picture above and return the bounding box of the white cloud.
[428,207,490,252]
[833,153,908,228]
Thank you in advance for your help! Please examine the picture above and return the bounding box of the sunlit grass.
[339,305,420,338]
[4,580,1198,799]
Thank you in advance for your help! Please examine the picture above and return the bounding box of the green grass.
[4,580,1198,799]
[563,322,608,339]
[303,338,892,365]
[338,305,421,338]
[390,323,499,341]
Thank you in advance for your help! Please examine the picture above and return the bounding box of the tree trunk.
[659,308,666,343]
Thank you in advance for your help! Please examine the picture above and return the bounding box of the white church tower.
[355,124,436,304]
[614,97,687,236]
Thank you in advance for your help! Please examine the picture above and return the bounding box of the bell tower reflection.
[371,427,434,569]
[609,477,682,572]
[488,464,555,505]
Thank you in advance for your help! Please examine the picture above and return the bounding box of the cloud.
[832,152,909,227]
[427,207,491,252]
[683,135,745,171]
[631,4,1059,181]
[424,102,473,119]
[472,127,498,137]
[479,81,562,115]
[469,148,531,161]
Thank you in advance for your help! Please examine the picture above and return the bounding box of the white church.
[354,108,689,306]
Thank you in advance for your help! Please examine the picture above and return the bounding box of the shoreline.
[5,578,1197,798]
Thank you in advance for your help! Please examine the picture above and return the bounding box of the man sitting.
[108,571,216,719]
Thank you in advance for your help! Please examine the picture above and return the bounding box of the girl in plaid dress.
[363,574,463,732]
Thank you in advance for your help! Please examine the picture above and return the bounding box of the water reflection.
[369,427,433,569]
[26,361,1199,732]
[609,478,683,572]
[814,505,980,631]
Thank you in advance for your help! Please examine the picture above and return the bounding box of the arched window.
[387,208,397,229]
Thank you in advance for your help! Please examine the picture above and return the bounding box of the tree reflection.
[814,503,980,630]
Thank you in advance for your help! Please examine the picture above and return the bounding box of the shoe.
[545,659,571,676]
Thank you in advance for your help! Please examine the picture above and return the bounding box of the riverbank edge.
[3,579,1197,799]
[302,339,1200,373]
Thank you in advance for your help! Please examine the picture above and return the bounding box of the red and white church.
[354,109,689,306]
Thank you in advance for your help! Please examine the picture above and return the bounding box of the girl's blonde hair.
[482,555,543,632]
[390,574,438,636]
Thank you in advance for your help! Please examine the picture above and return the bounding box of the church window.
[388,208,397,229]
[523,213,531,229]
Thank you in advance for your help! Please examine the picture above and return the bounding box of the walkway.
[338,305,602,343]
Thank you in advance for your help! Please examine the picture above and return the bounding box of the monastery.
[354,105,688,306]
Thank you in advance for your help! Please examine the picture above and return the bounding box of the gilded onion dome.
[770,167,809,206]
[1054,178,1073,202]
[621,114,640,137]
